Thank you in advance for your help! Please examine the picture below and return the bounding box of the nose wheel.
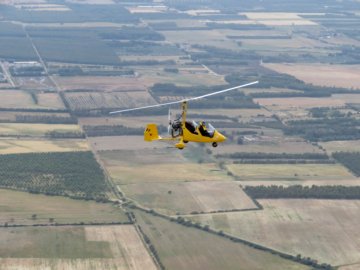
[212,142,218,148]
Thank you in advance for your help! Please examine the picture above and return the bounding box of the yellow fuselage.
[182,126,226,143]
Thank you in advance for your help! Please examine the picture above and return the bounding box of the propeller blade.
[168,107,172,122]
[109,81,258,115]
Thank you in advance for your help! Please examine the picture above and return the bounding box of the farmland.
[0,91,65,110]
[319,140,360,153]
[0,0,360,269]
[264,63,360,89]
[0,151,109,200]
[98,146,232,184]
[122,181,257,215]
[64,91,157,111]
[254,96,346,109]
[0,225,156,270]
[54,76,147,92]
[134,210,310,270]
[226,164,354,180]
[0,188,127,225]
[0,139,89,154]
[190,199,360,266]
[0,123,82,137]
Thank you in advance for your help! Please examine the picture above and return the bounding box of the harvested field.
[212,141,322,155]
[190,199,360,266]
[0,123,82,137]
[0,90,39,109]
[119,55,181,62]
[332,94,360,104]
[136,66,226,87]
[121,181,257,215]
[98,148,232,184]
[135,210,310,270]
[339,264,360,270]
[0,225,156,270]
[0,111,71,122]
[226,164,354,180]
[37,93,65,109]
[241,87,303,95]
[319,140,360,153]
[89,136,160,151]
[0,90,64,110]
[13,76,55,90]
[241,36,325,50]
[0,188,127,225]
[160,30,241,51]
[0,139,89,154]
[242,12,317,25]
[84,226,156,270]
[108,161,230,184]
[54,76,147,92]
[240,179,360,187]
[80,116,168,128]
[254,96,346,109]
[127,6,167,13]
[264,63,360,89]
[64,91,156,111]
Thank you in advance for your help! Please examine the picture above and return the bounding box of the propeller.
[109,81,259,115]
[168,107,172,135]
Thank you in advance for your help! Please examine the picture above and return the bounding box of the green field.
[0,188,127,225]
[134,210,310,270]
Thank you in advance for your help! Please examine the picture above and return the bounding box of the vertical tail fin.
[144,124,161,141]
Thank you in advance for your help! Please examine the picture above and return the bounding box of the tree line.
[244,185,360,199]
[217,152,329,160]
[15,114,77,124]
[217,152,332,164]
[283,117,360,141]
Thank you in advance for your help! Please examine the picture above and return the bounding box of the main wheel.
[184,140,188,143]
[212,142,218,147]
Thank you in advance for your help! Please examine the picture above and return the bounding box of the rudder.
[144,124,161,141]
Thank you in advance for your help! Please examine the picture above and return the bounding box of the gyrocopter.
[110,81,258,150]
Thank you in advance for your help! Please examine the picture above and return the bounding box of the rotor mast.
[181,101,187,127]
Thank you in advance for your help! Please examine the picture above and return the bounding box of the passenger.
[199,121,210,137]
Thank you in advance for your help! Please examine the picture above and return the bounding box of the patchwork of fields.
[190,199,360,266]
[0,225,156,270]
[0,0,359,269]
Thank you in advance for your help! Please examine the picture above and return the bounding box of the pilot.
[199,121,210,137]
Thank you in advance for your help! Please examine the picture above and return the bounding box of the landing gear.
[184,140,188,143]
[212,142,218,148]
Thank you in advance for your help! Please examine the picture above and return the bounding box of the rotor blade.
[109,81,258,115]
[189,81,258,101]
[109,100,182,114]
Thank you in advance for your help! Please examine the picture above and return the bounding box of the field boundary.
[127,205,333,270]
